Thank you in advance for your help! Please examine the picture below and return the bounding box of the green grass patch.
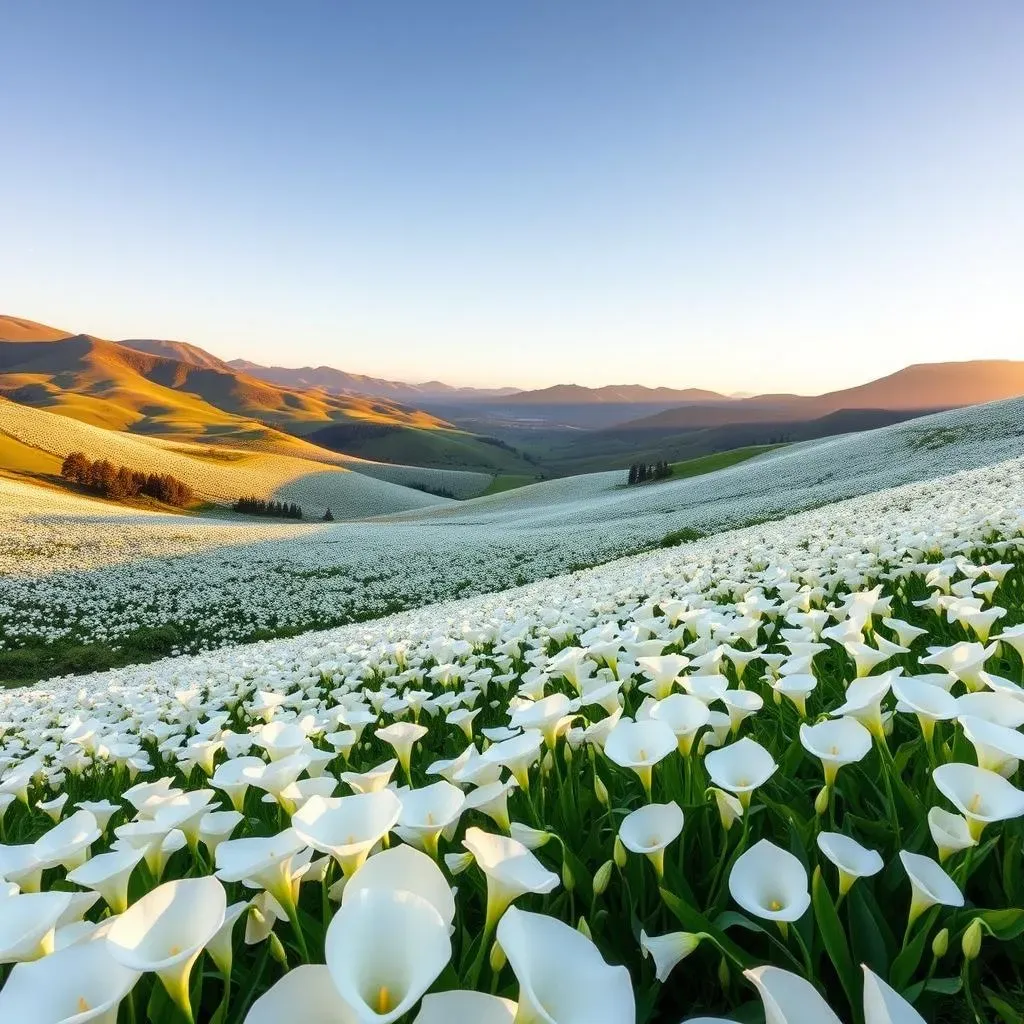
[480,473,539,496]
[667,444,785,480]
[660,526,705,548]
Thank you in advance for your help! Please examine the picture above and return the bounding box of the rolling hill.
[118,337,238,372]
[611,360,1024,432]
[0,395,477,515]
[0,315,538,478]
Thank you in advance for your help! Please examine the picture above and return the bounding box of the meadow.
[0,426,1024,1021]
[3,397,1024,675]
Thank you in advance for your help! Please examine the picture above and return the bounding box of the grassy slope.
[667,444,786,479]
[480,473,540,496]
[317,424,537,475]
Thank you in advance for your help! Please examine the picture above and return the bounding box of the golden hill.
[0,395,489,515]
[0,331,448,438]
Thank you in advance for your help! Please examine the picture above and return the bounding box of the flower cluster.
[1,445,1024,1021]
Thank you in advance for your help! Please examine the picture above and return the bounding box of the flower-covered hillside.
[1,448,1024,1020]
[2,396,1023,659]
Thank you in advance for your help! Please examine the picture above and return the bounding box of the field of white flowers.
[3,397,1024,660]
[2,432,1024,1022]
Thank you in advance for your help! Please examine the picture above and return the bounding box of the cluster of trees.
[407,482,457,499]
[627,461,673,485]
[61,452,195,507]
[232,496,304,519]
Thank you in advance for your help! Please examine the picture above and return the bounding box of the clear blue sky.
[2,1,1021,392]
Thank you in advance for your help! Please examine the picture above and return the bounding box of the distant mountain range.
[227,359,521,404]
[611,361,1024,432]
[4,313,1024,478]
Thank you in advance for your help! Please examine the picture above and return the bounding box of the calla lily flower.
[497,906,635,1024]
[721,689,763,733]
[462,826,560,935]
[215,828,308,911]
[325,887,451,1023]
[414,991,517,1024]
[481,730,544,790]
[32,809,101,871]
[709,786,745,830]
[920,642,998,691]
[959,715,1024,775]
[396,781,467,856]
[0,935,141,1024]
[199,809,245,857]
[618,801,684,878]
[0,890,74,962]
[67,846,145,914]
[862,964,926,1023]
[375,721,428,780]
[799,717,872,786]
[106,876,227,1024]
[956,690,1024,728]
[892,677,958,742]
[343,843,456,927]
[744,965,842,1024]
[927,806,977,861]
[76,799,121,834]
[207,900,249,979]
[244,964,359,1024]
[464,778,519,833]
[932,762,1024,839]
[649,693,710,754]
[210,756,265,813]
[899,850,964,924]
[816,831,883,895]
[509,694,579,748]
[604,719,679,798]
[636,654,690,699]
[771,673,817,716]
[704,737,777,808]
[253,720,307,761]
[681,673,729,705]
[830,675,896,741]
[729,840,810,931]
[639,929,703,982]
[292,790,402,875]
[341,758,399,795]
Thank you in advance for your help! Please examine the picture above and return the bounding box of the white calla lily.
[729,839,810,932]
[325,887,451,1023]
[497,906,635,1024]
[106,876,226,1024]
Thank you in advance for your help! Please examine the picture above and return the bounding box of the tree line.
[61,451,195,507]
[627,461,673,485]
[232,496,304,519]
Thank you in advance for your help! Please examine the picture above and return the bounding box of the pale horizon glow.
[1,2,1021,394]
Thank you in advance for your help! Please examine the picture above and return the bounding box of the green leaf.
[982,986,1024,1024]
[812,867,861,1023]
[660,888,757,970]
[848,887,893,975]
[715,910,768,935]
[900,976,962,1001]
[970,908,1024,941]
[889,912,936,993]
[1002,835,1021,905]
